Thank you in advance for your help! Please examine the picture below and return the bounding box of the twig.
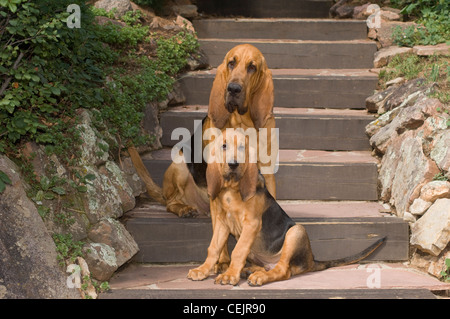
[0,50,25,96]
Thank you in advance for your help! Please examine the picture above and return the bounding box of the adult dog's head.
[208,44,273,129]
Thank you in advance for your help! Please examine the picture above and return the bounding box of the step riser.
[126,218,408,263]
[179,76,378,109]
[193,19,369,41]
[196,0,333,18]
[199,40,377,69]
[142,160,378,201]
[160,111,372,151]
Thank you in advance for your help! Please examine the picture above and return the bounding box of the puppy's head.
[206,128,259,202]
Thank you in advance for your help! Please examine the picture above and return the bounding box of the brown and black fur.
[187,130,386,286]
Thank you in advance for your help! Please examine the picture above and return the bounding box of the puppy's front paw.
[214,269,240,286]
[187,267,209,281]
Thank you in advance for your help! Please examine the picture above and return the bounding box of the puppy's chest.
[219,191,246,236]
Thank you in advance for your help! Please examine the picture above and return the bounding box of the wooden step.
[160,105,374,151]
[101,288,437,299]
[198,39,377,69]
[193,18,369,41]
[122,200,408,263]
[196,0,333,18]
[102,261,450,299]
[142,149,378,201]
[179,69,378,109]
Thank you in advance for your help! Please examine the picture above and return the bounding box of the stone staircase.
[100,3,450,299]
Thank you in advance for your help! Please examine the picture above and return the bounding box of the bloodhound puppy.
[187,130,386,286]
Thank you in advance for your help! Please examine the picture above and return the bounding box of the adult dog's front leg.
[215,219,260,285]
[188,216,229,281]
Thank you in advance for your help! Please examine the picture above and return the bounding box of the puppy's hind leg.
[247,225,314,286]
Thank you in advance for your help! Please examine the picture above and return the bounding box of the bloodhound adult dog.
[187,130,386,286]
[130,44,277,218]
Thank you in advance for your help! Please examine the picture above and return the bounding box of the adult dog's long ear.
[206,162,223,200]
[208,62,230,129]
[239,162,259,202]
[249,61,274,130]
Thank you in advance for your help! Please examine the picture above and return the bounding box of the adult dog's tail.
[127,146,166,205]
[313,237,386,271]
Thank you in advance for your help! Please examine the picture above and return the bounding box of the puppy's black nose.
[228,161,239,170]
[227,82,242,95]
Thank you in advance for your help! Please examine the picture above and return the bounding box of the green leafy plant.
[440,258,450,282]
[0,0,113,160]
[53,233,84,267]
[0,170,12,193]
[391,0,450,47]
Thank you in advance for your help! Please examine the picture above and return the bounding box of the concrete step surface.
[179,69,378,108]
[123,199,407,263]
[142,149,379,200]
[160,105,374,151]
[193,18,370,41]
[101,262,450,299]
[198,39,377,69]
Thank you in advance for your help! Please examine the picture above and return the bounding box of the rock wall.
[366,82,450,279]
[0,109,151,298]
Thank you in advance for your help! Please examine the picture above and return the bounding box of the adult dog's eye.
[247,64,256,73]
[228,60,235,70]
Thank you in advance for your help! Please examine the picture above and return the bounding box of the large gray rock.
[373,46,412,68]
[0,155,80,299]
[379,130,439,215]
[88,217,138,268]
[94,0,132,18]
[410,198,450,256]
[430,129,450,174]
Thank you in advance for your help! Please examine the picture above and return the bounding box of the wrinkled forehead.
[225,45,263,66]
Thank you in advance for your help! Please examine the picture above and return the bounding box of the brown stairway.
[98,2,444,299]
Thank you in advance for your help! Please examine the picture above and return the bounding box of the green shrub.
[0,0,113,157]
[391,0,450,46]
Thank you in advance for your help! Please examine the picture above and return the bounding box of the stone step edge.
[198,38,376,44]
[100,288,438,299]
[194,18,369,23]
[143,148,378,165]
[126,199,394,220]
[180,68,378,79]
[161,105,374,119]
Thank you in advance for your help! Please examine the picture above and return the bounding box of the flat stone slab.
[106,263,450,293]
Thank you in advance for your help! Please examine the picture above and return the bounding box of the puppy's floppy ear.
[206,162,223,200]
[208,62,230,129]
[239,162,259,202]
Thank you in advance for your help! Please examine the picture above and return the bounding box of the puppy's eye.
[222,143,227,150]
[247,64,256,73]
[228,60,235,70]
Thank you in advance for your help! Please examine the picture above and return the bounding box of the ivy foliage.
[0,0,199,158]
[0,0,111,157]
